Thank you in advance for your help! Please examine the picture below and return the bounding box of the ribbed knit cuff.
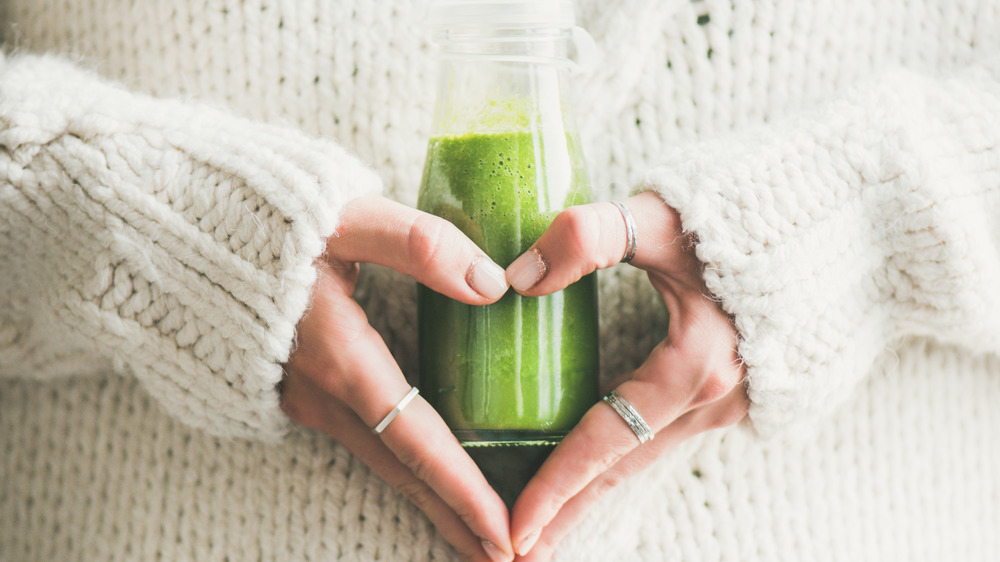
[0,54,381,440]
[641,62,1000,436]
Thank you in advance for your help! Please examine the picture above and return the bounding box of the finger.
[329,194,509,302]
[299,267,514,559]
[514,386,749,560]
[280,372,496,562]
[513,428,682,562]
[509,335,741,556]
[505,191,687,296]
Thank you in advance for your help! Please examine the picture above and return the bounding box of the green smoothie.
[417,130,599,446]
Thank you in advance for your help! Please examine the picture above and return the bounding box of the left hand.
[504,191,750,560]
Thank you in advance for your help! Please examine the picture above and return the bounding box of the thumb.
[327,195,509,304]
[505,192,682,297]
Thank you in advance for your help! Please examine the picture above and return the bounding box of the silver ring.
[611,201,637,263]
[373,387,420,434]
[603,389,654,444]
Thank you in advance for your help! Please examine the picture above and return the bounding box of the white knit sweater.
[2,1,999,560]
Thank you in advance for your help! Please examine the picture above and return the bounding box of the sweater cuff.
[642,160,889,437]
[0,54,381,440]
[642,61,1000,437]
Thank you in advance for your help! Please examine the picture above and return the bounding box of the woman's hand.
[281,195,515,562]
[505,191,750,560]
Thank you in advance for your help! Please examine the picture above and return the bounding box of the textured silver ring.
[373,387,420,434]
[611,201,637,263]
[603,389,654,444]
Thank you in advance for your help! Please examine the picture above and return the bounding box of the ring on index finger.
[611,201,637,263]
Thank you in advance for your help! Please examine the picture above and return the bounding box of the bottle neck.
[428,56,578,138]
[433,26,574,66]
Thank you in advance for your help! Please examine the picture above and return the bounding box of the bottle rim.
[425,0,577,31]
[429,26,596,70]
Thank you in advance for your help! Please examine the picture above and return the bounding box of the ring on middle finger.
[602,389,654,444]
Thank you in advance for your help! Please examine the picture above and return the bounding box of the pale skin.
[281,194,516,562]
[281,191,749,562]
[504,191,750,560]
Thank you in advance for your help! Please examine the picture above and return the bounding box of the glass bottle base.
[454,429,567,447]
[464,439,558,509]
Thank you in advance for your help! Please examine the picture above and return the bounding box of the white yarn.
[645,61,1000,435]
[0,53,382,439]
[1,0,999,560]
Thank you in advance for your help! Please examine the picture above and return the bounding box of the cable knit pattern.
[645,59,1000,435]
[0,54,381,440]
[1,0,999,560]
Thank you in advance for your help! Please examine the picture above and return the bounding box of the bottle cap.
[426,0,577,30]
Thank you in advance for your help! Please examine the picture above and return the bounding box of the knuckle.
[553,206,602,265]
[530,471,577,519]
[693,370,731,406]
[448,501,479,526]
[407,214,457,273]
[395,479,436,510]
[409,457,435,485]
[597,447,625,472]
[577,422,626,471]
[546,489,570,521]
[396,444,438,485]
[591,471,626,500]
[327,316,368,348]
[296,349,352,401]
[317,371,348,402]
[293,350,348,401]
[280,389,322,430]
[315,291,371,347]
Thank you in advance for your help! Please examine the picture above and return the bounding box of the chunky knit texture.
[2,0,999,560]
[0,54,382,439]
[3,341,998,561]
[647,59,1000,435]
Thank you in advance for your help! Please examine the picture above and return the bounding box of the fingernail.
[516,529,541,557]
[506,248,548,292]
[481,538,512,562]
[467,255,509,299]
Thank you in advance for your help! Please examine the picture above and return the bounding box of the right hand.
[280,195,515,562]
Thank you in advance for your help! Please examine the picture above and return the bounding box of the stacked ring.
[611,201,637,263]
[603,389,654,444]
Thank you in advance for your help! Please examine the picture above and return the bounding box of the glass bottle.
[417,0,599,447]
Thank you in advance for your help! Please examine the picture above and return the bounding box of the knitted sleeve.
[0,54,381,441]
[643,57,1000,436]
